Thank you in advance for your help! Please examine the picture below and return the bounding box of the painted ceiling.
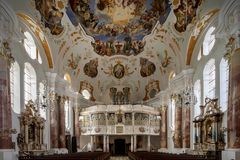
[6,0,223,104]
[66,0,171,56]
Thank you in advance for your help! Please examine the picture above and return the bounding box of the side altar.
[17,100,46,155]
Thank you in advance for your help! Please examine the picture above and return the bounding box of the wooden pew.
[128,152,217,160]
[19,152,111,160]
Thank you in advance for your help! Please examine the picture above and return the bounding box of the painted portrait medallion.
[113,63,125,79]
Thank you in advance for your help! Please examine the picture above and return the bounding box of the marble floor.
[110,156,129,160]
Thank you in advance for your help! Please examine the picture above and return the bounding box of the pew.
[19,152,111,160]
[128,151,218,160]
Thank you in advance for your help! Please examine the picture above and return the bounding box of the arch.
[17,13,54,68]
[186,9,219,65]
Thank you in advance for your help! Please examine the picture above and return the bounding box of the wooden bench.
[128,152,217,160]
[19,152,111,160]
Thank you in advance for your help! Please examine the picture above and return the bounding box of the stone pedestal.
[0,149,16,160]
[222,149,240,160]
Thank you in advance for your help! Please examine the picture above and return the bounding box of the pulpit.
[18,100,46,154]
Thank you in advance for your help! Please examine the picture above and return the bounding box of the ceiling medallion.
[113,63,125,79]
[104,61,134,79]
[67,0,171,56]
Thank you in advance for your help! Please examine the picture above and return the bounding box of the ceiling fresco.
[34,0,64,35]
[173,0,203,32]
[66,0,171,56]
[7,0,220,104]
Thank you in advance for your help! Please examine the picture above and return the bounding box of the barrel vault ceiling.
[6,0,224,104]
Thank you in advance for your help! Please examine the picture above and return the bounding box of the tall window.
[203,27,216,56]
[82,89,91,100]
[220,58,229,111]
[171,96,176,130]
[10,62,20,114]
[194,80,201,116]
[24,63,36,104]
[24,31,42,63]
[203,59,216,99]
[65,100,70,130]
[39,82,46,119]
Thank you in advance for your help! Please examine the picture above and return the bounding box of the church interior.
[0,0,240,160]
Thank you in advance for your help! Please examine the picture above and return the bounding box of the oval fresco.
[113,63,125,79]
[66,0,171,56]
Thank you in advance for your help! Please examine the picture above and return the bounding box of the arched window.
[203,27,216,56]
[65,100,70,130]
[82,89,91,100]
[64,73,71,84]
[24,63,37,104]
[171,96,176,130]
[220,58,229,111]
[39,82,46,119]
[169,71,176,81]
[197,46,203,61]
[194,80,201,116]
[24,31,42,63]
[203,59,215,99]
[24,31,37,59]
[10,62,20,114]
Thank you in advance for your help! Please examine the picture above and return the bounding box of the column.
[0,41,14,149]
[74,100,80,149]
[160,105,167,148]
[103,135,106,152]
[90,136,94,152]
[131,135,134,152]
[174,95,183,148]
[50,93,59,149]
[228,34,240,148]
[106,135,109,152]
[183,106,190,148]
[134,135,137,152]
[147,135,151,152]
[59,96,66,148]
[46,72,58,149]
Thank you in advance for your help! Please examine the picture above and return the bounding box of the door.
[115,139,125,155]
